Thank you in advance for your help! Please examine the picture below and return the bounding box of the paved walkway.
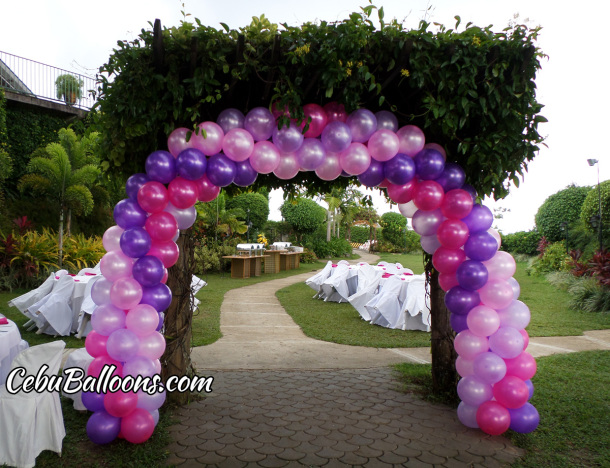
[166,251,610,467]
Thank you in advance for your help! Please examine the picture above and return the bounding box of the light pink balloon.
[484,251,516,281]
[192,121,224,156]
[456,356,474,377]
[250,141,281,174]
[467,305,501,337]
[274,153,300,180]
[167,127,195,157]
[488,228,502,248]
[340,142,371,175]
[168,177,198,209]
[454,330,489,360]
[315,153,342,181]
[126,304,160,337]
[103,225,125,252]
[110,277,143,310]
[222,128,254,162]
[138,331,166,360]
[479,279,514,310]
[100,250,133,281]
[396,125,425,156]
[195,174,220,202]
[367,129,399,162]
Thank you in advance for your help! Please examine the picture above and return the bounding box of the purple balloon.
[321,121,352,153]
[464,231,498,262]
[206,153,236,187]
[216,108,245,133]
[456,260,489,291]
[141,283,172,312]
[434,162,465,192]
[384,154,416,185]
[125,173,150,201]
[414,148,445,180]
[346,108,377,143]
[82,391,105,412]
[463,204,494,233]
[525,379,534,400]
[358,159,385,187]
[375,110,398,132]
[176,148,207,181]
[87,410,121,445]
[462,183,478,201]
[445,286,480,315]
[156,312,164,332]
[272,121,304,153]
[244,107,275,141]
[508,403,540,433]
[132,255,165,287]
[145,150,176,184]
[233,159,258,186]
[297,138,326,171]
[450,313,469,333]
[113,199,147,229]
[120,227,151,258]
[473,352,507,384]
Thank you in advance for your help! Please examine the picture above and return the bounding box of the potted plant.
[55,74,83,105]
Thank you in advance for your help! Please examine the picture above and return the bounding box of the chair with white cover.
[367,275,404,328]
[8,272,56,318]
[348,264,383,321]
[191,275,207,312]
[61,348,94,410]
[305,261,333,298]
[402,274,431,331]
[0,340,66,468]
[320,263,351,302]
[26,274,75,336]
[75,276,101,338]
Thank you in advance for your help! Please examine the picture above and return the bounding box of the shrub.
[226,192,270,233]
[535,184,590,242]
[405,230,422,253]
[299,248,318,264]
[380,212,407,249]
[62,233,104,272]
[500,229,542,256]
[280,198,326,242]
[528,241,570,275]
[580,180,610,237]
[193,239,239,274]
[305,236,352,259]
[546,271,610,313]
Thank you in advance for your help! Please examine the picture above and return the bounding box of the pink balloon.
[493,375,529,409]
[138,331,166,360]
[476,401,510,435]
[167,127,194,157]
[297,138,326,171]
[489,327,524,359]
[367,129,399,162]
[103,225,124,252]
[323,102,347,122]
[340,143,371,175]
[302,103,328,138]
[85,330,109,358]
[145,212,178,243]
[437,219,469,249]
[438,271,459,291]
[456,356,474,377]
[167,177,198,209]
[110,277,143,310]
[484,251,517,281]
[467,305,501,337]
[249,141,281,174]
[441,189,474,219]
[424,142,446,160]
[104,390,138,418]
[432,247,466,274]
[137,182,169,214]
[488,228,502,248]
[454,329,489,360]
[192,121,224,156]
[100,250,133,281]
[274,153,301,180]
[222,128,254,162]
[87,355,123,378]
[126,304,160,336]
[195,174,220,202]
[519,328,530,350]
[121,408,155,444]
[148,240,179,268]
[315,153,342,181]
[505,351,537,380]
[413,180,444,211]
[479,279,514,310]
[386,180,416,204]
[396,125,425,156]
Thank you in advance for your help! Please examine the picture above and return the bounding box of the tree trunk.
[429,268,458,395]
[326,210,331,242]
[161,229,195,405]
[66,208,72,238]
[58,208,64,268]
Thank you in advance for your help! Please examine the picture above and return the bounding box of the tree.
[280,198,326,243]
[194,193,247,242]
[18,128,101,267]
[580,179,610,248]
[380,212,408,249]
[225,192,270,236]
[535,184,591,242]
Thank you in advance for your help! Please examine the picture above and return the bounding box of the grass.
[393,351,610,468]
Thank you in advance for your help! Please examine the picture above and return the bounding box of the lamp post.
[560,221,569,254]
[587,159,603,252]
[246,208,251,242]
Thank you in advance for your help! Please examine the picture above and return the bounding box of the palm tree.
[18,128,101,267]
[195,193,248,242]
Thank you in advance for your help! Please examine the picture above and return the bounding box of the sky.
[1,0,608,233]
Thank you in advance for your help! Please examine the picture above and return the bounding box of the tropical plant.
[55,74,84,104]
[62,233,104,272]
[225,192,269,233]
[280,197,326,243]
[18,128,102,267]
[535,184,591,242]
[380,211,408,250]
[193,193,247,243]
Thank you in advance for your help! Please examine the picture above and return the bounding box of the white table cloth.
[0,318,29,385]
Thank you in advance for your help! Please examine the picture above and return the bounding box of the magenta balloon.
[437,219,470,249]
[375,110,398,132]
[164,203,197,230]
[301,103,328,138]
[138,331,166,360]
[493,375,529,409]
[346,108,377,143]
[195,174,220,202]
[192,121,224,155]
[467,305,501,337]
[145,212,178,243]
[222,128,254,162]
[123,355,158,379]
[412,209,444,236]
[457,375,493,406]
[295,138,325,171]
[104,389,138,418]
[126,304,160,337]
[216,108,245,133]
[456,356,474,377]
[476,401,511,436]
[85,330,109,358]
[274,153,300,180]
[148,240,179,268]
[91,303,126,336]
[519,328,530,350]
[87,355,122,379]
[432,246,466,274]
[457,401,479,429]
[106,328,140,362]
[489,327,524,359]
[339,142,371,175]
[110,277,143,310]
[413,180,444,211]
[103,225,124,252]
[473,352,507,384]
[137,181,169,214]
[386,180,416,204]
[480,279,514,310]
[91,277,112,306]
[420,234,441,254]
[396,125,425,156]
[100,250,133,281]
[504,351,537,381]
[272,121,304,153]
[249,141,281,174]
[367,129,399,162]
[321,121,352,153]
[121,408,155,444]
[167,177,198,209]
[483,251,517,281]
[244,107,275,141]
[441,189,474,220]
[323,101,347,122]
[315,153,342,181]
[167,127,193,157]
[438,271,459,292]
[454,329,489,360]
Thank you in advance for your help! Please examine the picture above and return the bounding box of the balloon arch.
[83,102,539,444]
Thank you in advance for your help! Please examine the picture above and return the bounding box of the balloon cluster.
[85,102,537,444]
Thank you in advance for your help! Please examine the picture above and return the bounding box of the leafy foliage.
[380,211,408,250]
[193,238,238,273]
[535,184,591,242]
[500,229,542,256]
[280,197,326,242]
[580,179,610,237]
[528,241,570,276]
[304,236,352,259]
[225,191,269,233]
[193,193,247,242]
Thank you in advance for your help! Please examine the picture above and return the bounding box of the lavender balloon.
[250,141,281,174]
[91,277,112,306]
[473,352,507,384]
[412,209,443,237]
[233,159,258,186]
[216,108,245,132]
[346,108,377,143]
[375,110,398,132]
[272,121,304,153]
[164,203,197,230]
[321,121,352,153]
[457,375,493,407]
[244,107,275,141]
[145,150,176,184]
[339,143,370,175]
[358,159,385,187]
[176,148,207,181]
[384,153,416,185]
[206,153,236,187]
[297,138,326,171]
[125,173,150,201]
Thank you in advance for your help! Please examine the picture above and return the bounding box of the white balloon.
[398,200,418,218]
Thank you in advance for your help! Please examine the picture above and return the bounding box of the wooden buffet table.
[263,250,286,274]
[222,255,268,279]
[279,252,301,271]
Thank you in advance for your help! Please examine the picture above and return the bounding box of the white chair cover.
[0,340,66,468]
[403,274,431,331]
[35,275,76,336]
[320,263,351,303]
[305,261,333,298]
[348,265,383,321]
[61,348,94,410]
[368,275,404,328]
[8,272,56,315]
[75,276,101,338]
[25,274,74,330]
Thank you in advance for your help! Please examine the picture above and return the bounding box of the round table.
[0,318,28,385]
